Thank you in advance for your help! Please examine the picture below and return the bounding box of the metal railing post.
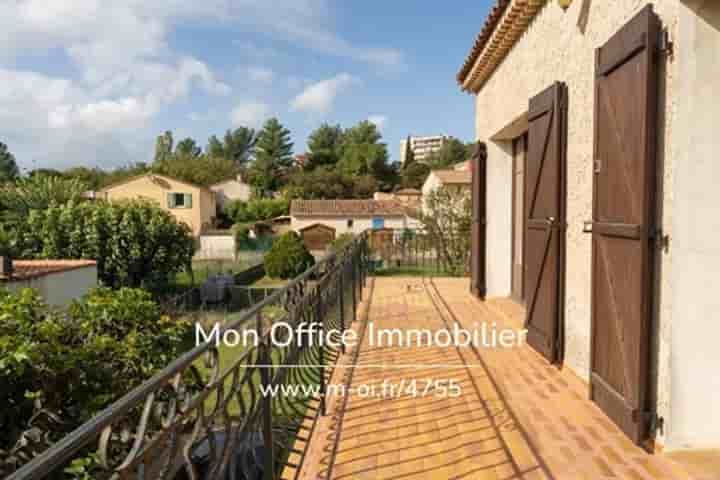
[338,267,346,354]
[351,252,357,323]
[316,291,326,416]
[258,312,274,480]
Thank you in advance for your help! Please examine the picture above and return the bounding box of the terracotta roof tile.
[291,199,407,217]
[432,169,472,185]
[457,0,511,85]
[394,188,422,196]
[1,260,97,282]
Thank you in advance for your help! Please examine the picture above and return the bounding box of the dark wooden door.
[471,142,487,299]
[301,224,336,250]
[512,134,528,302]
[524,82,567,364]
[589,5,660,444]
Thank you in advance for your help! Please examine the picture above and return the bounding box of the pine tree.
[248,118,293,193]
[403,135,415,169]
[0,142,19,183]
[153,131,174,165]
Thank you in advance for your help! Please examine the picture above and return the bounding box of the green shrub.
[224,198,289,223]
[264,231,315,279]
[329,233,354,253]
[0,287,193,474]
[9,199,195,288]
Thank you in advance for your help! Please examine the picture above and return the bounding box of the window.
[347,219,354,229]
[168,192,192,209]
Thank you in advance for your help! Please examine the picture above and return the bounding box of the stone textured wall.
[473,0,679,447]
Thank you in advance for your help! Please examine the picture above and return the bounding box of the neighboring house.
[290,199,420,251]
[459,0,720,451]
[210,175,252,210]
[421,169,472,197]
[373,189,422,209]
[100,173,216,236]
[400,135,451,164]
[0,258,97,307]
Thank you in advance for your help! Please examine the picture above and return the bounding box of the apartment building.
[399,135,451,164]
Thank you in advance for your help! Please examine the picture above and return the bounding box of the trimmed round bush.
[264,232,315,279]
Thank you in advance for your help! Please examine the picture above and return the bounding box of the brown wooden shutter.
[589,5,660,444]
[470,142,487,299]
[524,82,567,364]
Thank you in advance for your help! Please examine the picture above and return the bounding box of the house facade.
[290,199,420,251]
[209,175,252,210]
[1,259,97,307]
[461,0,719,452]
[100,173,216,236]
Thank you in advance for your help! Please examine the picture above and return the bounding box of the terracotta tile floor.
[293,277,696,480]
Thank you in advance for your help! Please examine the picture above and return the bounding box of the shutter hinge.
[650,228,670,253]
[633,410,665,436]
[658,28,673,57]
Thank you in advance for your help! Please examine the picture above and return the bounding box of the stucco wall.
[211,179,252,209]
[473,0,679,447]
[668,0,720,450]
[196,234,236,260]
[6,266,98,307]
[291,216,418,236]
[103,175,216,236]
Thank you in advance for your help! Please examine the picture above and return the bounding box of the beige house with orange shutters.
[460,0,720,453]
[100,173,216,236]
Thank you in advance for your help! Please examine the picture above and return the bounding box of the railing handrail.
[6,233,367,480]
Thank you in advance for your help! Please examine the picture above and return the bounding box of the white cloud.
[0,0,401,169]
[290,73,355,115]
[245,66,274,83]
[368,115,387,130]
[230,101,270,128]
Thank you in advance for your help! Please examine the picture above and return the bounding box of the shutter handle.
[582,221,593,234]
[594,158,602,173]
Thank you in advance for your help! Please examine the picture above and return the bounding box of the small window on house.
[347,219,354,229]
[168,192,192,209]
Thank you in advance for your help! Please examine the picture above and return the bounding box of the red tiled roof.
[394,188,422,196]
[1,260,97,282]
[291,199,407,217]
[432,169,472,185]
[457,0,511,85]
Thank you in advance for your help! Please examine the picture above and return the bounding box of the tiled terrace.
[295,277,695,480]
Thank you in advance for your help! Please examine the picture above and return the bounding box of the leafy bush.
[10,199,195,288]
[0,287,193,475]
[264,231,315,279]
[419,186,472,276]
[0,174,88,224]
[329,233,355,253]
[224,198,289,223]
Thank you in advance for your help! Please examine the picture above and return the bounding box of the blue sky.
[0,1,493,171]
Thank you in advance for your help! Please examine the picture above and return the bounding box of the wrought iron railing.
[6,233,369,480]
[367,228,470,276]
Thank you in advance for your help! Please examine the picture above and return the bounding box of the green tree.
[284,168,351,200]
[154,154,238,187]
[12,200,195,288]
[306,123,344,170]
[264,231,315,279]
[402,136,415,169]
[62,166,107,190]
[224,127,257,166]
[153,131,174,164]
[425,137,469,168]
[400,162,431,189]
[338,121,389,177]
[175,137,202,158]
[0,174,88,224]
[248,118,293,193]
[0,143,19,183]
